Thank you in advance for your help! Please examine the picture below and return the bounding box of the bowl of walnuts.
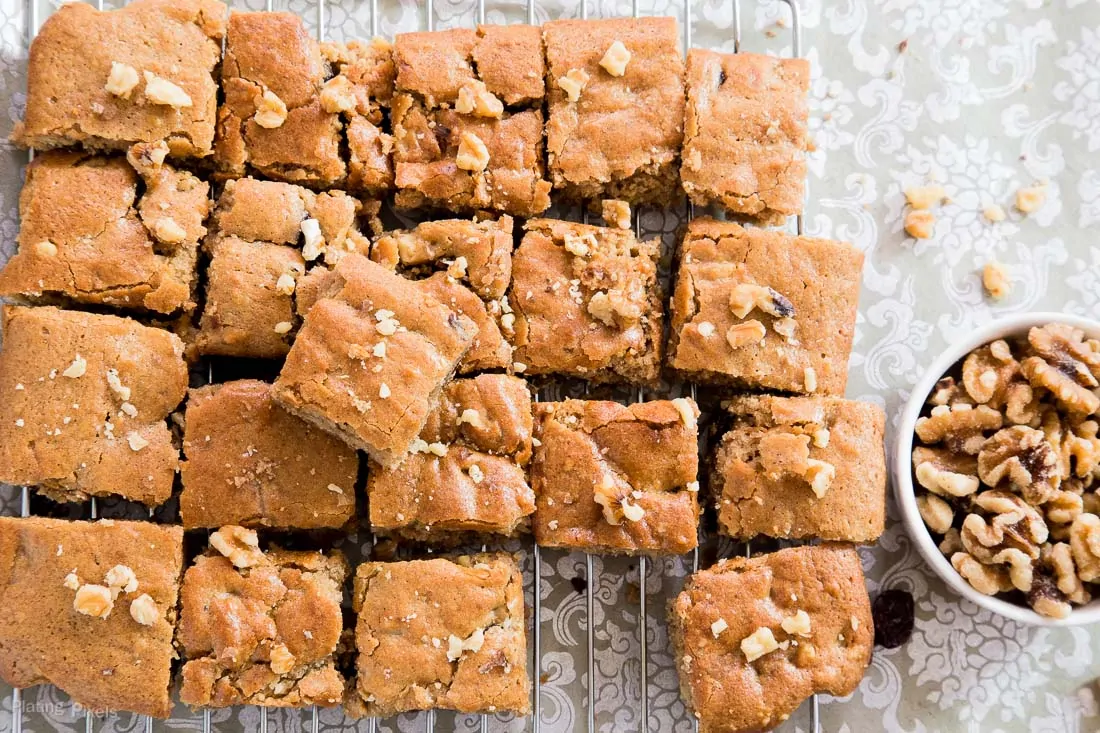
[894,312,1100,625]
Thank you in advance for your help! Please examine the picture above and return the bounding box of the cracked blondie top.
[272,254,477,468]
[217,12,344,187]
[668,217,863,395]
[14,0,226,158]
[682,49,811,225]
[509,218,663,384]
[372,217,515,372]
[0,306,187,507]
[531,398,700,555]
[0,150,206,315]
[180,380,358,530]
[178,527,348,708]
[0,517,184,718]
[713,395,887,544]
[669,545,873,733]
[347,554,530,718]
[543,17,685,204]
[368,374,535,542]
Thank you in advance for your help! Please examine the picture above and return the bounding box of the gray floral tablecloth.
[1,0,1099,731]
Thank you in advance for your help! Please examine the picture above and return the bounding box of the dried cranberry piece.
[872,588,915,649]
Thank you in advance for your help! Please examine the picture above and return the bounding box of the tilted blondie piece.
[682,49,811,225]
[509,218,663,384]
[371,217,515,372]
[368,374,535,541]
[346,554,530,718]
[196,177,377,358]
[392,26,551,217]
[532,398,700,555]
[669,545,873,733]
[713,395,887,543]
[543,17,685,205]
[0,517,184,718]
[668,217,863,395]
[217,12,344,187]
[273,254,477,467]
[180,380,358,529]
[178,527,348,708]
[0,150,207,315]
[0,306,187,507]
[14,0,226,158]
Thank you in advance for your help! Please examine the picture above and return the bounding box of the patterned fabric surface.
[0,0,1099,731]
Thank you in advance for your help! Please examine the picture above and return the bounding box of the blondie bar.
[668,217,863,395]
[532,398,700,555]
[713,395,887,543]
[682,49,811,224]
[509,218,663,383]
[669,545,873,733]
[346,554,530,718]
[178,527,348,708]
[0,306,187,507]
[0,517,184,718]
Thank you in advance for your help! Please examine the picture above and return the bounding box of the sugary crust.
[669,545,873,733]
[368,374,535,540]
[543,17,684,204]
[510,218,663,384]
[347,554,530,718]
[14,0,226,158]
[713,395,887,543]
[668,217,863,395]
[272,254,476,468]
[0,152,205,314]
[0,306,186,506]
[177,543,349,708]
[531,399,700,555]
[392,96,551,217]
[394,26,544,107]
[180,380,358,529]
[682,50,810,224]
[216,12,345,187]
[0,517,184,718]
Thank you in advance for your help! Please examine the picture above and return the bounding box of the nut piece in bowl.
[908,321,1100,621]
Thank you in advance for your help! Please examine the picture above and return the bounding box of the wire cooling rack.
[5,0,820,731]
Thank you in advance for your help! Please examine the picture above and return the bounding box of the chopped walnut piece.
[456,132,490,172]
[1015,183,1047,214]
[455,80,504,119]
[1069,512,1100,582]
[1049,542,1091,604]
[916,403,1002,455]
[209,526,267,569]
[254,89,288,129]
[142,71,192,108]
[1028,573,1071,619]
[939,527,964,556]
[982,262,1011,300]
[991,547,1034,591]
[962,490,1049,563]
[319,75,356,114]
[269,643,296,674]
[62,355,87,379]
[599,40,631,77]
[904,210,935,239]
[914,459,980,497]
[961,342,1017,405]
[104,564,139,595]
[34,240,58,257]
[105,61,140,98]
[977,425,1060,503]
[917,493,955,534]
[726,320,766,349]
[671,398,697,429]
[804,459,835,498]
[558,68,590,102]
[951,552,1013,595]
[593,473,629,526]
[301,218,325,261]
[153,217,187,245]
[729,283,795,320]
[780,610,811,636]
[710,618,728,637]
[1004,381,1042,426]
[903,184,947,210]
[982,204,1007,223]
[276,273,297,296]
[129,593,159,626]
[74,584,114,618]
[601,199,631,229]
[927,376,973,408]
[740,627,779,662]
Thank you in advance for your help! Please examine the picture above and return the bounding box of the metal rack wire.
[6,0,816,731]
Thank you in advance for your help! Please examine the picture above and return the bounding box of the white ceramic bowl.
[893,311,1100,626]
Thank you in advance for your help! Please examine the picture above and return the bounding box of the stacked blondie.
[0,1,886,730]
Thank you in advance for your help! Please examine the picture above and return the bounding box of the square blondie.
[217,12,344,187]
[273,254,477,468]
[0,306,187,507]
[14,0,225,158]
[0,517,184,718]
[368,374,535,541]
[509,218,663,384]
[668,217,863,395]
[177,526,348,708]
[372,217,515,372]
[0,151,206,315]
[682,50,811,224]
[392,26,550,217]
[346,554,529,718]
[713,395,887,543]
[180,380,358,529]
[543,17,685,204]
[669,545,873,733]
[531,398,700,555]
